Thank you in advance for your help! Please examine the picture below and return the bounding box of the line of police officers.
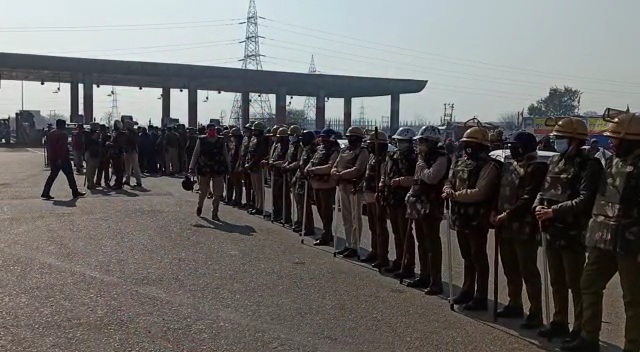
[188,111,639,352]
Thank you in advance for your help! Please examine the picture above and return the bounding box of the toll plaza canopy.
[0,52,427,98]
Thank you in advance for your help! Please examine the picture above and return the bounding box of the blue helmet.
[319,128,337,138]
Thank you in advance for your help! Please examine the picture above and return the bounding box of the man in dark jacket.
[41,119,86,199]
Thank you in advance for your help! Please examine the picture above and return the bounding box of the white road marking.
[26,148,45,155]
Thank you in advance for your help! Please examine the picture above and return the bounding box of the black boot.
[520,313,543,330]
[393,269,415,280]
[72,190,86,198]
[335,247,350,256]
[559,336,599,352]
[360,253,377,263]
[538,321,570,339]
[383,262,401,274]
[496,305,525,319]
[562,329,583,346]
[406,276,430,289]
[371,259,389,269]
[452,291,474,306]
[463,297,488,311]
[196,207,202,217]
[341,248,358,259]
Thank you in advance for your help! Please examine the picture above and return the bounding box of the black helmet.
[181,175,195,192]
[507,131,537,159]
[301,130,316,146]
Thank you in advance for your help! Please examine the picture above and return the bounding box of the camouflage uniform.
[534,150,603,336]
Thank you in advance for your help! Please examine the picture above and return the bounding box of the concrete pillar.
[162,87,171,127]
[82,77,93,124]
[315,93,325,130]
[275,90,287,125]
[188,87,197,128]
[343,97,352,131]
[241,92,250,127]
[390,93,400,134]
[70,78,79,124]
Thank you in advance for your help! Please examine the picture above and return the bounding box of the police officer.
[331,126,369,258]
[283,125,303,230]
[562,110,639,352]
[305,128,340,247]
[492,131,548,329]
[382,127,417,278]
[84,122,101,190]
[269,127,291,224]
[293,130,317,236]
[443,125,501,310]
[110,120,127,190]
[96,124,112,188]
[240,123,254,210]
[361,130,390,267]
[189,123,230,221]
[533,117,603,342]
[226,127,244,207]
[245,122,269,216]
[405,126,451,292]
[123,121,142,188]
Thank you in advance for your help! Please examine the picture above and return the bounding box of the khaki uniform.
[293,144,316,235]
[580,152,640,351]
[283,140,303,228]
[381,147,417,270]
[495,153,548,316]
[270,140,291,222]
[246,135,269,212]
[446,154,501,302]
[239,134,254,207]
[332,145,369,251]
[534,150,602,332]
[227,136,244,204]
[407,149,451,287]
[305,142,340,242]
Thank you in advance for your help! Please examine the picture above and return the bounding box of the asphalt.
[0,147,626,352]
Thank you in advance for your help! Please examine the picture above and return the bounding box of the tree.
[101,111,114,127]
[286,108,307,126]
[582,110,600,117]
[499,111,519,131]
[527,86,582,117]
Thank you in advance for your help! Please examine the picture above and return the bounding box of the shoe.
[335,247,350,256]
[359,253,377,263]
[393,270,416,280]
[253,210,263,216]
[463,298,488,311]
[520,313,543,330]
[538,321,570,339]
[72,191,86,198]
[383,263,401,274]
[292,226,302,233]
[313,239,332,247]
[425,284,444,296]
[406,277,431,289]
[559,336,599,352]
[342,249,358,259]
[87,185,97,190]
[496,305,525,319]
[211,214,221,222]
[95,183,102,187]
[207,192,213,199]
[41,194,54,200]
[562,329,582,345]
[196,207,202,217]
[372,259,390,269]
[134,183,142,188]
[452,291,474,305]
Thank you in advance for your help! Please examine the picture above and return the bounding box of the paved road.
[0,148,625,351]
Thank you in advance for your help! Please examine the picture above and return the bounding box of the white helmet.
[414,125,442,142]
[392,127,416,140]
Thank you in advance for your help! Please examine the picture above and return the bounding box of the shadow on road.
[192,217,255,236]
[52,198,79,207]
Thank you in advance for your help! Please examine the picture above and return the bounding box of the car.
[489,149,558,163]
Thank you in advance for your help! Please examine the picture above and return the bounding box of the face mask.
[289,136,297,143]
[397,140,412,152]
[347,137,361,146]
[554,139,569,154]
[509,146,524,161]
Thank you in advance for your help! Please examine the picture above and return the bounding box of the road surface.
[0,147,625,351]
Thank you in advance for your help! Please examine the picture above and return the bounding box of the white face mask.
[554,139,569,154]
[289,136,297,143]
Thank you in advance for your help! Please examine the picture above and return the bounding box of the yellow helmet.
[460,126,490,146]
[288,125,302,136]
[345,126,365,138]
[277,127,289,137]
[367,131,388,143]
[548,117,589,140]
[603,109,640,141]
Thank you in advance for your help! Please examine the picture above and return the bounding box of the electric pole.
[442,103,455,124]
[302,55,318,129]
[229,0,272,126]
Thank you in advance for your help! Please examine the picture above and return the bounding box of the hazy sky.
[0,0,638,127]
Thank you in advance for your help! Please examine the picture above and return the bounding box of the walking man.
[41,119,86,200]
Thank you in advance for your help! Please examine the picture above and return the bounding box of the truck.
[0,118,11,144]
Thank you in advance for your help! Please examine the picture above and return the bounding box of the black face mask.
[463,143,486,159]
[509,145,524,161]
[347,136,362,146]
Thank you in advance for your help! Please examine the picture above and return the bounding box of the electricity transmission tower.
[356,101,366,126]
[230,0,272,126]
[301,55,318,129]
[104,86,119,126]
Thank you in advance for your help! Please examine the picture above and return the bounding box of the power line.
[0,18,244,30]
[0,21,243,33]
[260,17,640,89]
[40,39,242,55]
